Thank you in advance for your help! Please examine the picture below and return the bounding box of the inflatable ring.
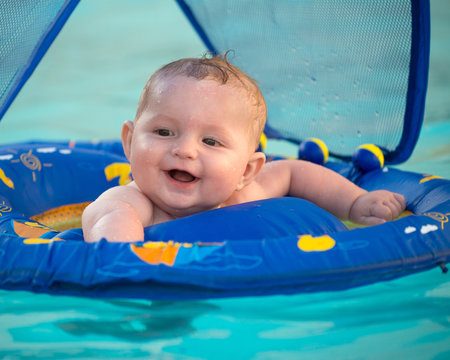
[0,141,449,299]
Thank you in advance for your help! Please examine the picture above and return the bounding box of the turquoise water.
[1,1,449,359]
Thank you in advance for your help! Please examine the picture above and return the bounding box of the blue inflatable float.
[0,140,448,299]
[0,0,449,299]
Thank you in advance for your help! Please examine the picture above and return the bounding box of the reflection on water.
[1,269,449,359]
[56,300,218,341]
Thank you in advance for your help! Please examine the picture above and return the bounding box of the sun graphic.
[0,202,12,216]
[8,148,53,182]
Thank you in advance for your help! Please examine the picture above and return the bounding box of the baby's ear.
[121,120,134,160]
[236,151,266,190]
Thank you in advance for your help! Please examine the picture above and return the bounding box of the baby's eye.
[155,129,173,137]
[203,138,221,147]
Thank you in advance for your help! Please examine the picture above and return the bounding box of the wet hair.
[134,52,266,149]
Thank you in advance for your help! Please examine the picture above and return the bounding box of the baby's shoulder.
[100,182,155,221]
[247,160,294,199]
[99,181,143,200]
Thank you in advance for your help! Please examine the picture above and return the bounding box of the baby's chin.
[155,199,222,220]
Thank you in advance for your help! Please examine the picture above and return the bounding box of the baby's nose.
[171,137,198,159]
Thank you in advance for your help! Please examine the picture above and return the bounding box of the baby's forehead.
[150,75,257,109]
[153,74,249,93]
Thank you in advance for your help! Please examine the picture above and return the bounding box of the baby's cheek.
[226,161,246,178]
[212,164,241,190]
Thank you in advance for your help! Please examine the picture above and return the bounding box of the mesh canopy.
[178,0,430,163]
[0,0,429,163]
[0,0,79,122]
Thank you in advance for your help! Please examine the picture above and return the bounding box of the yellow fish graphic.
[0,168,14,189]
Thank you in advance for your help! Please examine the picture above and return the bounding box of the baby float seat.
[0,0,449,300]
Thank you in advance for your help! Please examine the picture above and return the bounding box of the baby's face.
[126,76,256,218]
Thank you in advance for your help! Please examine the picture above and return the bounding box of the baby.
[82,55,406,242]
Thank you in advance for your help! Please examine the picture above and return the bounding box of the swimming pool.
[1,1,449,359]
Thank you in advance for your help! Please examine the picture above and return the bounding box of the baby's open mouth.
[168,169,197,183]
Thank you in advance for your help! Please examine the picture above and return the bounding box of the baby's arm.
[82,182,153,242]
[255,160,405,224]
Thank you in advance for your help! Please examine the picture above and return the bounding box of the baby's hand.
[349,190,406,225]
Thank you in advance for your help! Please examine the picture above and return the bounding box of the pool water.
[1,1,449,359]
